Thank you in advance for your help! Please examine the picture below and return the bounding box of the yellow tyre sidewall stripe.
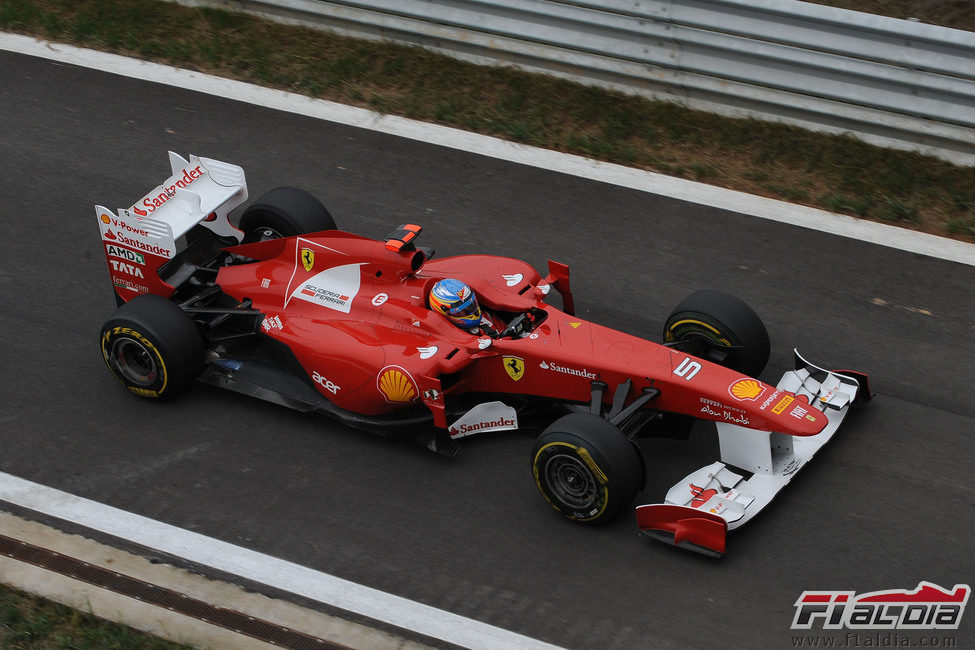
[101,326,168,398]
[532,441,610,522]
[666,318,732,346]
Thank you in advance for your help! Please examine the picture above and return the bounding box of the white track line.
[1,32,973,267]
[0,471,561,650]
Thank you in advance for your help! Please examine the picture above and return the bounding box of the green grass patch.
[0,583,190,649]
[1,0,973,241]
[877,195,920,223]
[947,215,975,236]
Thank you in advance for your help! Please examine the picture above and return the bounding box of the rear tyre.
[531,413,643,524]
[663,290,770,377]
[240,186,335,242]
[100,294,205,400]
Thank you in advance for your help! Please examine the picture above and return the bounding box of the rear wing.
[95,152,248,300]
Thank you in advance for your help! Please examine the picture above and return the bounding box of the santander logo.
[689,483,718,508]
[105,230,117,240]
[132,164,204,214]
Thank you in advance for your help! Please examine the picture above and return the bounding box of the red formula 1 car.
[96,153,870,556]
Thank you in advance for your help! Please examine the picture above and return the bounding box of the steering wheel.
[500,313,531,339]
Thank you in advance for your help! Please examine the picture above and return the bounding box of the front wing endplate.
[637,350,868,556]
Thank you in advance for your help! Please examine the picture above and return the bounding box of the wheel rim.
[544,453,598,510]
[110,337,157,386]
[252,227,283,241]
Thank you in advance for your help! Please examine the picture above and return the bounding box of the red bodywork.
[216,230,828,437]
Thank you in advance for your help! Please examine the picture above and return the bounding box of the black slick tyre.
[240,186,335,242]
[663,289,770,377]
[531,413,643,524]
[100,294,204,400]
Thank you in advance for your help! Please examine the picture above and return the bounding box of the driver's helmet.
[429,278,481,328]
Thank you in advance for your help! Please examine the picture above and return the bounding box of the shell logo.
[100,214,111,224]
[377,366,417,403]
[728,378,766,401]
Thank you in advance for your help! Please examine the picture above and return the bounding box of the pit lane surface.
[1,50,973,648]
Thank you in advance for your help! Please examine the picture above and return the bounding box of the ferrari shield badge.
[301,247,315,272]
[503,356,524,381]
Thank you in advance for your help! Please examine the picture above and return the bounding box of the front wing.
[636,350,870,557]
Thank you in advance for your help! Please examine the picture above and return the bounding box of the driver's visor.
[447,296,479,318]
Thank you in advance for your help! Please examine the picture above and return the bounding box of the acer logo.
[312,371,340,394]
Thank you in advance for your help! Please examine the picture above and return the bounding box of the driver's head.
[429,278,481,328]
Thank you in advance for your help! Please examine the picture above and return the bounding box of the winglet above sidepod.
[637,350,868,556]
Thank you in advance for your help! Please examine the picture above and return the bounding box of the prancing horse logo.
[301,247,315,272]
[503,355,524,381]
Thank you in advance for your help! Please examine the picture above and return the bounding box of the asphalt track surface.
[1,51,973,648]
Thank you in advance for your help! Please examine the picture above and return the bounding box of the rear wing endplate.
[95,152,248,300]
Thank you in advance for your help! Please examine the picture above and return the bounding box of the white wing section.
[637,350,869,555]
[95,204,176,260]
[124,151,247,242]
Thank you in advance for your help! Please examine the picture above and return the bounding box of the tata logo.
[301,248,315,272]
[109,259,144,278]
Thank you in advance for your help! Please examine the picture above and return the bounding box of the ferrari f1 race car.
[96,152,871,556]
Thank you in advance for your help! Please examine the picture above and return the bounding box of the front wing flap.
[637,350,870,557]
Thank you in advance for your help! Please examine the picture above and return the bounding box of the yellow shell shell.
[729,378,764,400]
[378,368,416,403]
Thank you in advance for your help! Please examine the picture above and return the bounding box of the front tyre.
[531,413,643,524]
[100,295,205,400]
[663,289,770,377]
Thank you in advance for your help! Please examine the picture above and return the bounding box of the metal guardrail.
[183,0,975,163]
